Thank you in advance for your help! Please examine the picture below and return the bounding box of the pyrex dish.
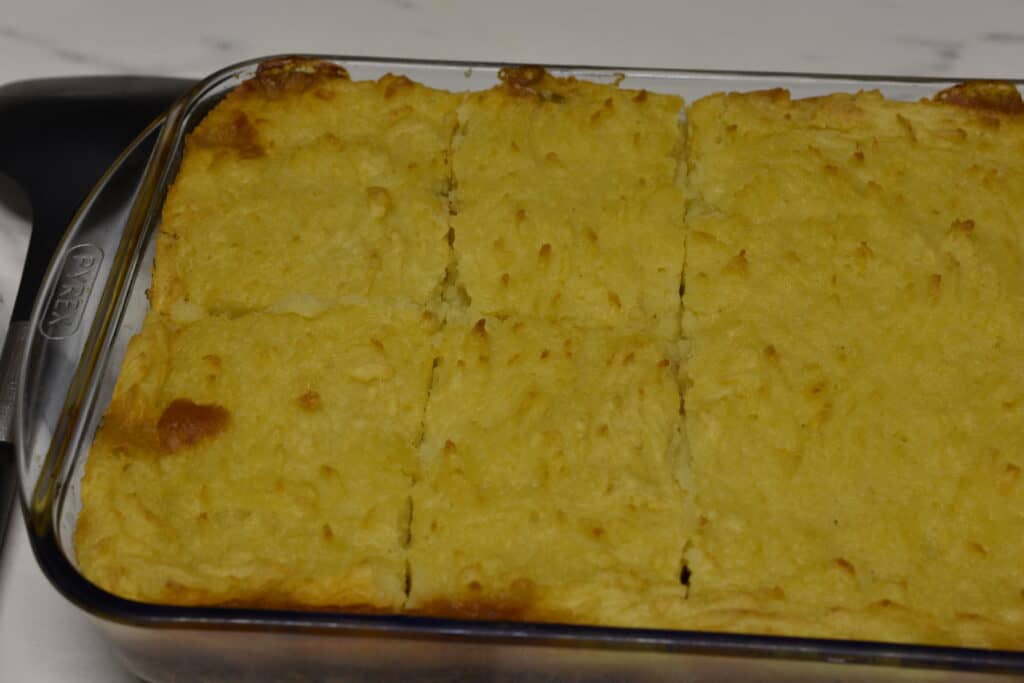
[15,55,1024,682]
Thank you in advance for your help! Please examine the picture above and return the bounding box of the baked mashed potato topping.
[77,58,1024,649]
[76,302,438,609]
[407,315,690,626]
[683,84,1024,648]
[450,67,686,337]
[151,61,458,317]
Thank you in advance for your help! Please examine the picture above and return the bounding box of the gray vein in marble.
[984,32,1024,44]
[895,36,964,75]
[380,0,422,11]
[0,25,134,73]
[202,37,237,52]
[0,24,257,79]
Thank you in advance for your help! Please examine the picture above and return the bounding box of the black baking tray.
[0,75,190,551]
[6,57,1024,682]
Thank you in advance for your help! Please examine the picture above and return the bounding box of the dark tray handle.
[0,76,191,546]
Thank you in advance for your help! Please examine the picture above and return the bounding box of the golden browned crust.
[236,57,350,100]
[157,585,402,614]
[406,578,541,621]
[933,80,1024,115]
[156,398,230,453]
[495,65,672,112]
[497,65,554,98]
[189,111,265,158]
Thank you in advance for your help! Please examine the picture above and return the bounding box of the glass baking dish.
[13,54,1024,682]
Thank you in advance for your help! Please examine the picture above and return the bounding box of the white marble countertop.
[4,0,1024,85]
[2,1,1024,681]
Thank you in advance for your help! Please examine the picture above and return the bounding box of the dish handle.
[14,113,178,533]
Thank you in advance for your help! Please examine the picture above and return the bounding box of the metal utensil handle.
[0,321,29,444]
[0,321,29,546]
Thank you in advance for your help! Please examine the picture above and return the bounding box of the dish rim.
[16,53,1024,674]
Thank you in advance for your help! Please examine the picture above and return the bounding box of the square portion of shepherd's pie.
[681,85,1024,649]
[407,315,692,627]
[449,68,686,337]
[76,301,438,610]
